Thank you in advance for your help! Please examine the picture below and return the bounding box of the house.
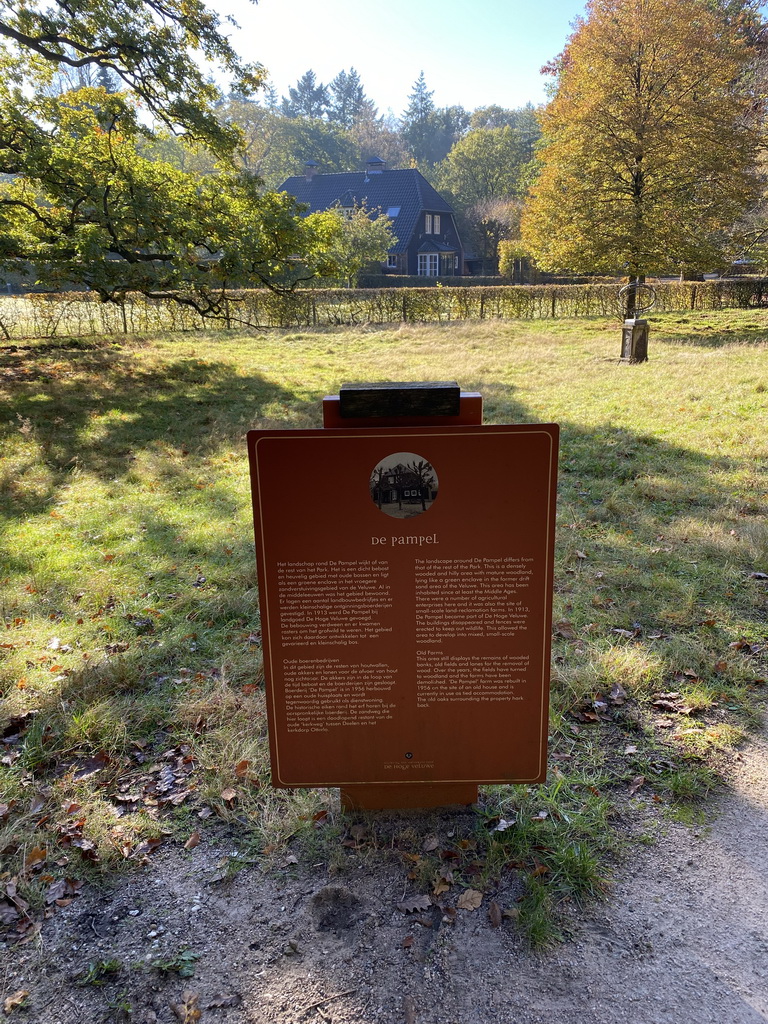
[278,158,465,277]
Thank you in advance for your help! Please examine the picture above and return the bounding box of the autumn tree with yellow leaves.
[522,0,765,284]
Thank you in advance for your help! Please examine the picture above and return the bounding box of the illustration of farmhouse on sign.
[370,453,438,519]
[278,158,465,276]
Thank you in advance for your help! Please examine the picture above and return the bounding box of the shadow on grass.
[651,322,768,348]
[0,347,320,517]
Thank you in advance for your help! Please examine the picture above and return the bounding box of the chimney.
[304,160,319,181]
[365,156,386,174]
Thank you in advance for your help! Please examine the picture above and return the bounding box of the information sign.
[247,423,559,800]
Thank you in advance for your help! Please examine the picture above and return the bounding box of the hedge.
[0,279,766,340]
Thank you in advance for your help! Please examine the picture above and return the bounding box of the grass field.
[1,309,766,945]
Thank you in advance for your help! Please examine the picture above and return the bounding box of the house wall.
[405,212,464,276]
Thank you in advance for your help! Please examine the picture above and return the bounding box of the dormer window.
[425,214,432,233]
[340,205,354,220]
[433,214,441,234]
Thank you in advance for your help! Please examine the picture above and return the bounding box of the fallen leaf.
[3,990,29,1014]
[16,921,41,945]
[456,889,483,911]
[608,683,627,705]
[44,879,67,904]
[575,550,587,559]
[401,934,414,948]
[531,858,550,877]
[422,834,439,853]
[234,760,251,778]
[554,621,577,640]
[74,751,110,779]
[23,846,47,871]
[492,817,516,832]
[488,900,502,928]
[748,571,768,580]
[171,990,201,1023]
[624,744,638,754]
[397,896,431,914]
[628,775,646,796]
[184,832,201,851]
[432,879,451,896]
[652,699,679,713]
[133,837,162,859]
[220,787,237,804]
[713,660,728,673]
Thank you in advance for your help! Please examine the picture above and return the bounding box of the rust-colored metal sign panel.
[247,424,559,792]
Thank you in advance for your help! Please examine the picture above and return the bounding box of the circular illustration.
[369,452,438,519]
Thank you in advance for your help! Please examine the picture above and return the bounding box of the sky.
[213,0,588,116]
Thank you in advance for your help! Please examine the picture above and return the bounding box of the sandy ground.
[2,720,767,1024]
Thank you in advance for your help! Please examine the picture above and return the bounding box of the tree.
[438,126,533,271]
[0,91,334,315]
[349,110,410,170]
[401,72,437,165]
[328,68,376,128]
[521,0,763,296]
[281,70,329,120]
[311,204,395,287]
[0,0,263,153]
[0,0,329,309]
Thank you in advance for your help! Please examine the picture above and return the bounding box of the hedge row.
[1,279,766,340]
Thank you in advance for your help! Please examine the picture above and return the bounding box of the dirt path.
[3,723,767,1024]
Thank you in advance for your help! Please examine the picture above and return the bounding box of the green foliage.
[0,0,263,153]
[0,312,765,947]
[400,72,466,167]
[0,2,333,305]
[151,949,199,977]
[281,70,329,120]
[328,68,377,129]
[308,205,396,287]
[0,93,329,308]
[77,959,123,986]
[437,126,533,269]
[4,278,768,336]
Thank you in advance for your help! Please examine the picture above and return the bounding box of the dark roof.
[277,168,455,255]
[418,239,457,253]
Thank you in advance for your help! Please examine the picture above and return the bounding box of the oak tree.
[0,0,331,309]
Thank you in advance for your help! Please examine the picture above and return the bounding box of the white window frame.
[418,253,439,276]
[386,254,398,268]
[424,213,432,234]
[433,214,441,234]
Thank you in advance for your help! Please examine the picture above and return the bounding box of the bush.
[1,279,766,339]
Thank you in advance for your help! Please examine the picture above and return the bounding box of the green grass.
[1,309,766,947]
